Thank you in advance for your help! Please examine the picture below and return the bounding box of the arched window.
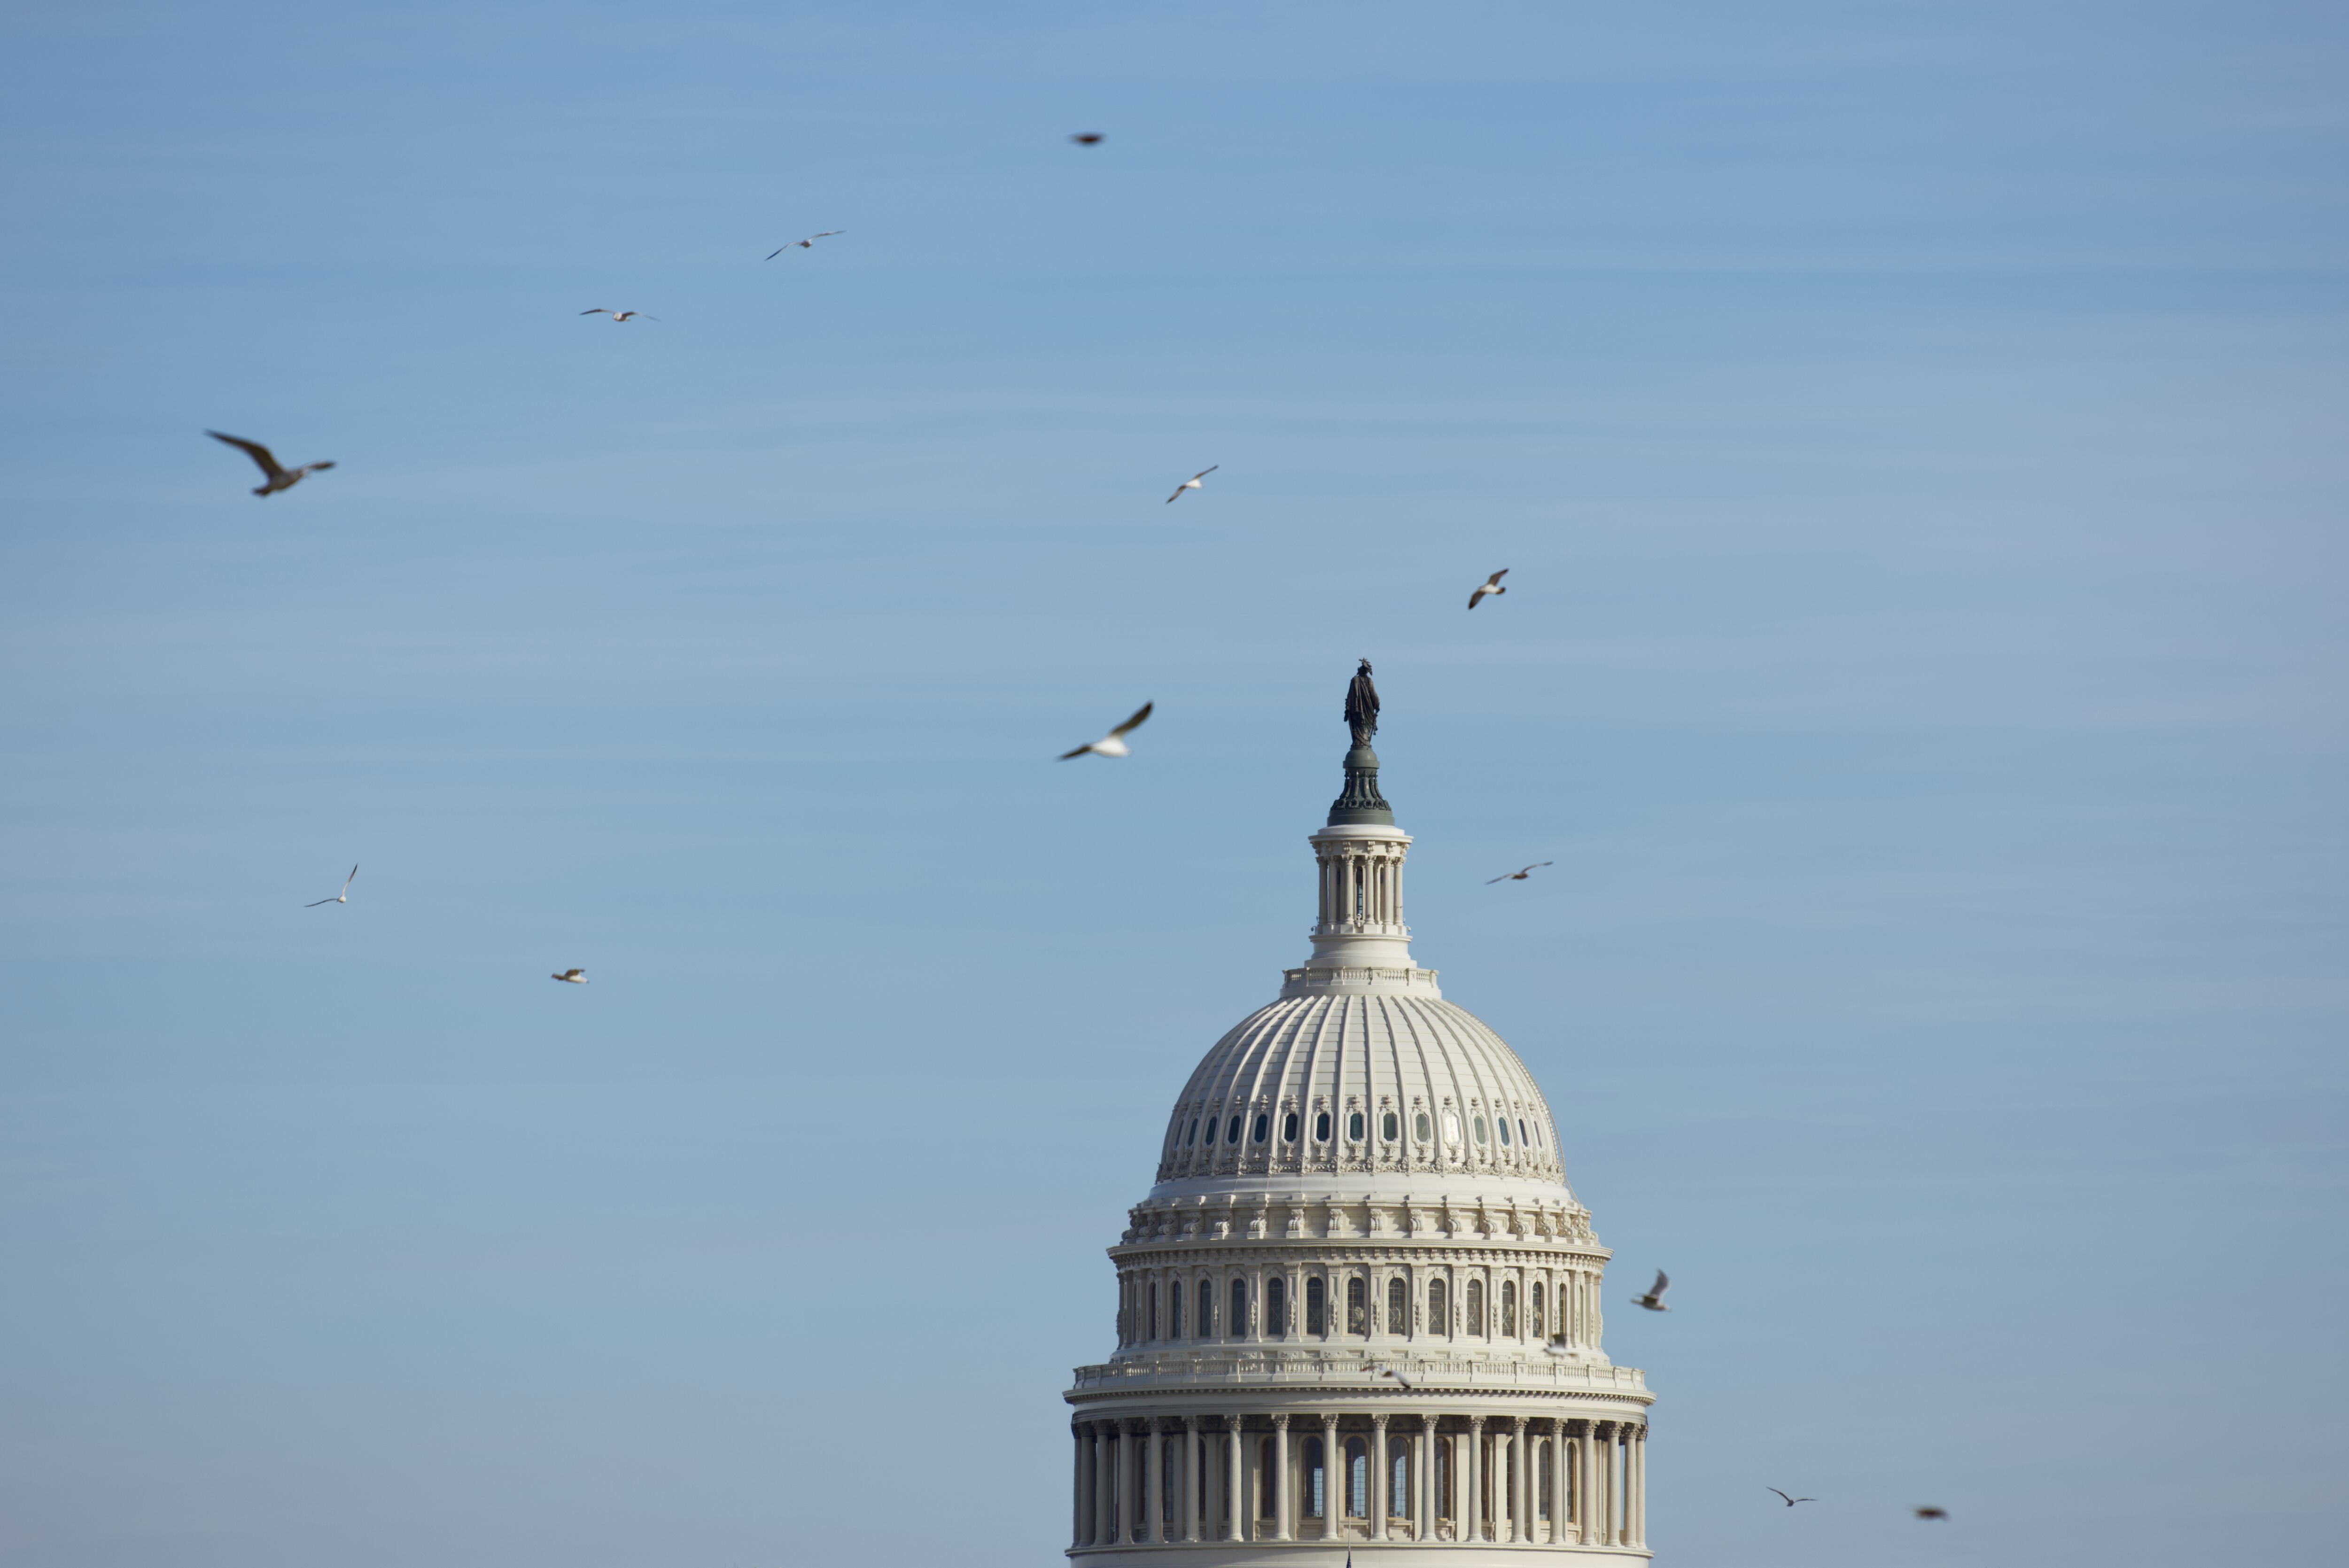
[1529,1119,1542,1147]
[1305,1276,1327,1335]
[1386,1276,1408,1335]
[1382,1110,1399,1141]
[1415,1111,1432,1142]
[1347,1110,1365,1141]
[1519,1118,1532,1147]
[1148,1282,1160,1340]
[1252,1113,1270,1143]
[1227,1115,1243,1144]
[1392,1446,1410,1520]
[1282,1111,1299,1142]
[1501,1280,1517,1337]
[1498,1115,1512,1146]
[1465,1278,1486,1336]
[1442,1110,1462,1143]
[1346,1276,1367,1335]
[1532,1281,1546,1340]
[1346,1436,1369,1517]
[1231,1277,1248,1337]
[1435,1431,1452,1521]
[1169,1281,1183,1338]
[1538,1438,1552,1521]
[1305,1437,1327,1519]
[1185,1118,1198,1146]
[1267,1274,1288,1335]
[1472,1115,1488,1145]
[1427,1277,1447,1335]
[1315,1110,1331,1141]
[1198,1279,1213,1338]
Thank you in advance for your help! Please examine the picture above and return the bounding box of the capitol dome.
[1064,663,1655,1565]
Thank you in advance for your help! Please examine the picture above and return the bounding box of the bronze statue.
[1345,659,1380,746]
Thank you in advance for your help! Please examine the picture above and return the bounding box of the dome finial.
[1328,659,1394,825]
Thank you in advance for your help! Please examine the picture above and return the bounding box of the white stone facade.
[1065,727,1655,1563]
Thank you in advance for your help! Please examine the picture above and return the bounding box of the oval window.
[1472,1116,1488,1145]
[1442,1111,1461,1142]
[1315,1111,1331,1142]
[1282,1111,1299,1142]
[1382,1111,1399,1141]
[1415,1112,1432,1142]
[1519,1118,1532,1147]
[1186,1118,1199,1146]
[1347,1110,1365,1141]
[1252,1113,1270,1143]
[1498,1117,1512,1146]
[1227,1115,1244,1144]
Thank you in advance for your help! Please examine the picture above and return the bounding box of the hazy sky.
[2,2,2343,1565]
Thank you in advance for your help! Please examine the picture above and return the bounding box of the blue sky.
[1,2,2343,1564]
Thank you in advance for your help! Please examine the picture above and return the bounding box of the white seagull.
[1487,861,1554,885]
[304,865,358,908]
[1631,1270,1671,1312]
[766,231,844,258]
[579,308,655,322]
[1058,702,1153,760]
[1366,1362,1415,1389]
[1165,466,1218,504]
[1768,1489,1817,1507]
[205,431,336,497]
[551,969,589,984]
[1468,568,1509,609]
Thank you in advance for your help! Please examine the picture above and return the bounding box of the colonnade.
[1118,1260,1605,1351]
[1071,1412,1646,1551]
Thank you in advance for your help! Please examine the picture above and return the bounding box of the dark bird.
[304,864,358,908]
[766,231,844,258]
[579,308,655,322]
[1915,1507,1949,1521]
[1058,702,1152,760]
[1070,132,1104,145]
[1768,1489,1817,1507]
[1468,568,1509,608]
[1165,465,1218,504]
[1631,1270,1671,1311]
[551,969,588,984]
[205,431,336,497]
[1487,862,1553,885]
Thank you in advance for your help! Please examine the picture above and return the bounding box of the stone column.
[1579,1422,1602,1546]
[1371,1414,1390,1540]
[1182,1417,1202,1542]
[1095,1422,1116,1546]
[1271,1413,1293,1541]
[1602,1421,1622,1546]
[1417,1415,1437,1542]
[1464,1416,1484,1543]
[1143,1420,1164,1545]
[1228,1418,1246,1541]
[1073,1422,1091,1548]
[1323,1413,1343,1538]
[1549,1419,1570,1543]
[1630,1424,1646,1547]
[1512,1415,1531,1543]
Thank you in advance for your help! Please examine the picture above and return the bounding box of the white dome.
[1151,990,1570,1194]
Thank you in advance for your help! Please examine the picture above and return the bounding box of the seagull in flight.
[1487,862,1554,885]
[304,865,358,907]
[1468,568,1509,609]
[1165,466,1218,504]
[1914,1507,1949,1521]
[1768,1489,1817,1507]
[1545,1336,1577,1357]
[1069,132,1104,145]
[1366,1362,1414,1389]
[550,969,588,984]
[1058,702,1152,760]
[579,308,655,322]
[1631,1270,1671,1311]
[205,431,336,497]
[766,231,844,258]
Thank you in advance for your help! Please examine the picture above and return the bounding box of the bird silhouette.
[579,308,655,322]
[1768,1489,1816,1507]
[1487,862,1553,885]
[205,431,335,497]
[550,969,588,984]
[304,865,358,908]
[1165,466,1218,504]
[1468,568,1509,608]
[766,231,844,258]
[1915,1507,1949,1521]
[1059,703,1153,760]
[1631,1270,1671,1311]
[1070,133,1104,145]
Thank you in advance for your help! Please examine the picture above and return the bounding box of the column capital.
[1270,1412,1291,1431]
[1467,1414,1486,1433]
[1423,1413,1443,1434]
[1370,1412,1390,1431]
[1511,1414,1528,1434]
[1183,1414,1201,1433]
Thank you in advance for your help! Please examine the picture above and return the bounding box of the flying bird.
[579,308,655,322]
[1367,1362,1414,1389]
[551,969,588,984]
[1487,862,1554,885]
[205,431,336,497]
[303,865,358,907]
[1768,1489,1817,1507]
[1070,132,1104,145]
[1165,466,1218,504]
[1058,702,1152,760]
[1468,568,1509,609]
[1631,1270,1671,1311]
[1545,1336,1576,1357]
[1914,1507,1949,1521]
[766,231,844,258]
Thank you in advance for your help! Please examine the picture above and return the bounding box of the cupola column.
[1464,1416,1484,1543]
[1271,1413,1293,1540]
[1181,1416,1201,1541]
[1370,1414,1390,1540]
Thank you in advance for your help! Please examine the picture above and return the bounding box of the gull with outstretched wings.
[304,865,358,907]
[767,231,844,258]
[206,431,336,497]
[1631,1270,1671,1311]
[1768,1489,1816,1507]
[1469,568,1509,609]
[1165,466,1218,504]
[551,969,588,984]
[1488,862,1553,885]
[580,308,655,322]
[1058,703,1152,761]
[1366,1362,1414,1389]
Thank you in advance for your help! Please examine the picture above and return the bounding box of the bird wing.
[1769,1489,1793,1504]
[340,865,358,893]
[206,431,286,480]
[580,308,613,315]
[764,248,790,260]
[1468,588,1485,608]
[1057,743,1094,760]
[1191,466,1218,481]
[1107,701,1153,738]
[303,896,338,906]
[1650,1270,1670,1297]
[809,231,842,240]
[1485,871,1510,883]
[1488,568,1509,586]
